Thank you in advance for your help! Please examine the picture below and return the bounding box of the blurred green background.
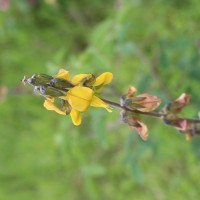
[1,0,200,199]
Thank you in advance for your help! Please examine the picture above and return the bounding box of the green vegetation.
[1,0,200,199]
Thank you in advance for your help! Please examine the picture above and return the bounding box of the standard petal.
[93,72,113,86]
[71,74,91,85]
[90,95,112,112]
[70,109,82,126]
[133,120,148,141]
[55,69,70,80]
[44,99,66,115]
[67,86,94,112]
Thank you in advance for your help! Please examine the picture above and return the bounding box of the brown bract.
[126,86,161,112]
[121,86,161,141]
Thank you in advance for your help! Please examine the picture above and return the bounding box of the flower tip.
[56,69,70,80]
[22,76,27,85]
[70,109,82,126]
[93,72,113,86]
[175,93,190,105]
[103,72,113,82]
[108,72,113,80]
[73,121,81,126]
[128,86,137,96]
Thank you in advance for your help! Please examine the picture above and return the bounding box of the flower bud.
[37,86,66,97]
[23,74,53,86]
[162,93,190,114]
[61,99,72,115]
[50,78,74,90]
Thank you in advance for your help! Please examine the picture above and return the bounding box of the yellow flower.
[71,71,113,93]
[43,69,113,126]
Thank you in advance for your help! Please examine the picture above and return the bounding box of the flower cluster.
[161,93,200,140]
[22,69,200,141]
[120,86,161,140]
[22,69,113,125]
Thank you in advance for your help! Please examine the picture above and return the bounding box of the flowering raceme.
[22,69,200,141]
[23,69,113,126]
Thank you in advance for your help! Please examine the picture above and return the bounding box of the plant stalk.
[102,98,200,124]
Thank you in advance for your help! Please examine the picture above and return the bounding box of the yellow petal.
[70,109,82,126]
[71,74,91,85]
[93,72,113,86]
[44,100,66,115]
[55,68,70,80]
[90,95,112,112]
[67,86,94,112]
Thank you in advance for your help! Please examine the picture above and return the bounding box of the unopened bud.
[37,86,66,97]
[164,93,191,114]
[61,99,72,115]
[50,78,74,90]
[24,74,53,86]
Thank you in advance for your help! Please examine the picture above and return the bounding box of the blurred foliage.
[1,0,200,199]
